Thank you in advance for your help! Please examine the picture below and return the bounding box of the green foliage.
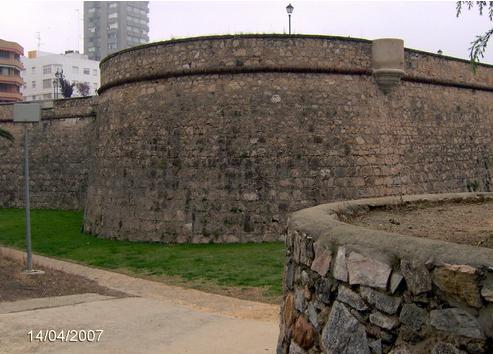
[0,127,14,142]
[57,70,75,98]
[456,1,493,70]
[75,82,90,97]
[0,209,284,301]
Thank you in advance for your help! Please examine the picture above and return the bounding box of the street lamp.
[53,70,61,99]
[286,3,294,35]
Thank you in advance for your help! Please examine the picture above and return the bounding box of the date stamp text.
[27,329,103,342]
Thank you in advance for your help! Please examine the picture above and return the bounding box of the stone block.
[321,301,370,354]
[389,271,404,294]
[283,292,297,328]
[360,286,401,315]
[430,308,484,339]
[347,251,392,290]
[307,303,318,330]
[294,233,314,267]
[431,342,460,354]
[368,338,382,354]
[288,341,307,354]
[294,288,306,312]
[400,259,432,295]
[399,303,427,332]
[292,316,316,350]
[432,263,482,308]
[315,278,332,304]
[389,345,412,354]
[337,285,368,311]
[333,246,348,282]
[369,311,400,330]
[398,325,422,343]
[481,272,493,302]
[310,243,332,276]
[285,261,295,290]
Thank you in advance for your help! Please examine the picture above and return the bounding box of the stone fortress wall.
[1,35,493,243]
[0,97,96,210]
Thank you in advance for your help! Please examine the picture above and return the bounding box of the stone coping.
[289,192,493,268]
[0,96,97,122]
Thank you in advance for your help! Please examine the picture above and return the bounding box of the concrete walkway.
[0,247,279,354]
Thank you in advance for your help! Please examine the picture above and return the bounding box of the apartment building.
[0,39,24,103]
[21,50,100,101]
[84,1,150,61]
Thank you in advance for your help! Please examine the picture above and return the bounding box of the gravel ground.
[349,200,493,248]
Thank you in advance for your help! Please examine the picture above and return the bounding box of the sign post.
[13,103,43,274]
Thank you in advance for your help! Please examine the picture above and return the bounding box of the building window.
[53,64,63,73]
[89,27,96,33]
[109,22,118,29]
[88,47,96,53]
[0,51,9,58]
[32,81,36,88]
[72,66,79,74]
[83,68,90,75]
[93,82,98,89]
[109,2,117,8]
[92,69,97,76]
[108,12,118,19]
[43,65,51,75]
[108,43,117,49]
[88,7,95,13]
[31,66,36,74]
[43,79,51,89]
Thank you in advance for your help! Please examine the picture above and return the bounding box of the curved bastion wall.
[81,34,493,243]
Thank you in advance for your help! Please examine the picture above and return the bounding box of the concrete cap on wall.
[371,38,405,94]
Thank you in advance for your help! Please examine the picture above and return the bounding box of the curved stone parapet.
[278,192,493,353]
[84,35,493,243]
[99,34,493,93]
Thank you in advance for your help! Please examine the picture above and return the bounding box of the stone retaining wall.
[278,193,493,354]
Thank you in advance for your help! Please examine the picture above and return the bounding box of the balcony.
[0,40,23,56]
[0,74,23,86]
[0,91,23,102]
[0,57,24,70]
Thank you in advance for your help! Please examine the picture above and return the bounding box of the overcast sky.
[1,0,492,64]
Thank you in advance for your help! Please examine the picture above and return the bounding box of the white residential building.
[21,50,100,101]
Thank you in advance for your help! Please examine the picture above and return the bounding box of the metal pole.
[23,125,33,271]
[289,14,291,35]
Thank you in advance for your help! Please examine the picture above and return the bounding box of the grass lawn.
[0,209,285,303]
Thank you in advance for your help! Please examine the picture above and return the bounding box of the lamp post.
[53,70,60,99]
[286,3,294,35]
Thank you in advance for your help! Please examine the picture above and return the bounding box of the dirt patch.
[348,200,493,248]
[0,257,126,302]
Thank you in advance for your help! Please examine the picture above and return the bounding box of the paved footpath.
[0,247,279,354]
